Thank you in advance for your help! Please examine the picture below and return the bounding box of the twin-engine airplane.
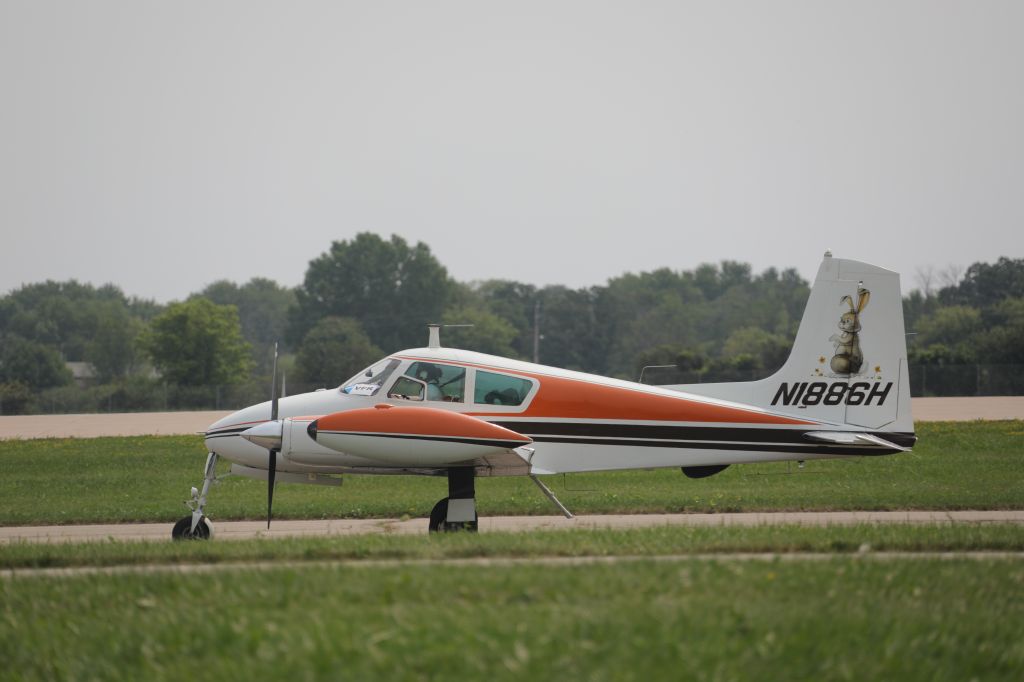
[173,253,916,539]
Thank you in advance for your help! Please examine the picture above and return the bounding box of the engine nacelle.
[308,404,532,466]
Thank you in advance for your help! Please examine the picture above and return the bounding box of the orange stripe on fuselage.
[396,355,812,425]
[495,374,811,424]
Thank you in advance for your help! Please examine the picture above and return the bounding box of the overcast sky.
[1,1,1021,302]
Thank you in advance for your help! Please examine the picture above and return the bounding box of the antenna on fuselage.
[427,323,474,349]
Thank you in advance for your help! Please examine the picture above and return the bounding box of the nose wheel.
[172,452,218,540]
[171,515,213,539]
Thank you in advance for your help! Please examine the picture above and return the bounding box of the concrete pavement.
[2,510,1021,545]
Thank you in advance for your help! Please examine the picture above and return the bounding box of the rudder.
[662,252,913,432]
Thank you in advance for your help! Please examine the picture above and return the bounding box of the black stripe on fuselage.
[491,421,917,449]
[316,430,529,450]
[204,427,251,440]
[205,419,914,455]
[527,436,900,456]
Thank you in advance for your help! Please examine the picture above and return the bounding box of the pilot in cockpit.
[414,363,445,401]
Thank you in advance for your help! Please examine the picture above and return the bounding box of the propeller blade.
[266,342,282,529]
[270,342,280,422]
[267,448,277,529]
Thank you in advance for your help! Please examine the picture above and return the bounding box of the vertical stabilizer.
[663,253,913,433]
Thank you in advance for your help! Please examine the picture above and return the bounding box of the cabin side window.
[387,376,426,401]
[394,362,466,402]
[474,371,533,406]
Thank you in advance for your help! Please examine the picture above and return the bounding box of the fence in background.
[3,365,1023,415]
[0,381,328,416]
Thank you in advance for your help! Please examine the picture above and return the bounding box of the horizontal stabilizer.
[802,431,911,452]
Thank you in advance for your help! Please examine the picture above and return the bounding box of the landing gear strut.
[172,452,218,540]
[428,466,478,533]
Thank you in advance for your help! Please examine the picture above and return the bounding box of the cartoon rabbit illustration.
[829,287,870,375]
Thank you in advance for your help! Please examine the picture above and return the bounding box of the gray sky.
[2,1,1022,302]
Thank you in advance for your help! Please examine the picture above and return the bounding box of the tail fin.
[663,253,913,432]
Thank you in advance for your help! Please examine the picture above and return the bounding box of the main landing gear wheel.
[428,498,478,533]
[171,516,213,540]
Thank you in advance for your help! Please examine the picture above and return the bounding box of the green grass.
[4,423,1020,682]
[2,557,1022,681]
[0,421,1022,526]
[2,524,1023,570]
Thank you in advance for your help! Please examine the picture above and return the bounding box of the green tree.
[0,281,142,362]
[85,301,144,382]
[535,286,604,372]
[199,277,296,374]
[633,344,688,382]
[441,306,519,357]
[613,293,704,377]
[0,335,71,389]
[0,381,35,415]
[940,257,1024,307]
[902,289,940,335]
[288,233,451,352]
[909,343,973,367]
[471,280,539,359]
[0,280,156,385]
[141,299,252,386]
[293,317,382,387]
[974,298,1024,364]
[721,327,791,372]
[675,349,707,373]
[915,306,982,351]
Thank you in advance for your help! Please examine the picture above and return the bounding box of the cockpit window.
[474,371,533,406]
[341,358,400,397]
[397,361,466,402]
[387,376,425,401]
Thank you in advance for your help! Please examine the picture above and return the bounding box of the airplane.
[173,252,916,539]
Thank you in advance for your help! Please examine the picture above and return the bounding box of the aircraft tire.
[428,498,478,534]
[171,515,213,540]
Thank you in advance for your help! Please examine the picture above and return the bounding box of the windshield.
[341,358,400,397]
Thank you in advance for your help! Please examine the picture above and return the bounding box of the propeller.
[237,342,286,528]
[267,342,279,529]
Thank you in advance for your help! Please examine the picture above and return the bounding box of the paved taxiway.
[2,511,1022,545]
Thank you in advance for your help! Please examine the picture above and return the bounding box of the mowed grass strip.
[0,421,1022,525]
[2,558,1022,681]
[2,524,1023,570]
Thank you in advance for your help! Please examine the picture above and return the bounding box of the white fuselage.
[204,347,908,478]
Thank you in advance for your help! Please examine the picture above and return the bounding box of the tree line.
[1,234,1021,413]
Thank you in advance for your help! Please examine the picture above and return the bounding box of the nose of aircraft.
[240,420,283,450]
[202,402,275,454]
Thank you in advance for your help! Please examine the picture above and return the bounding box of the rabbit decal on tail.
[829,287,869,375]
